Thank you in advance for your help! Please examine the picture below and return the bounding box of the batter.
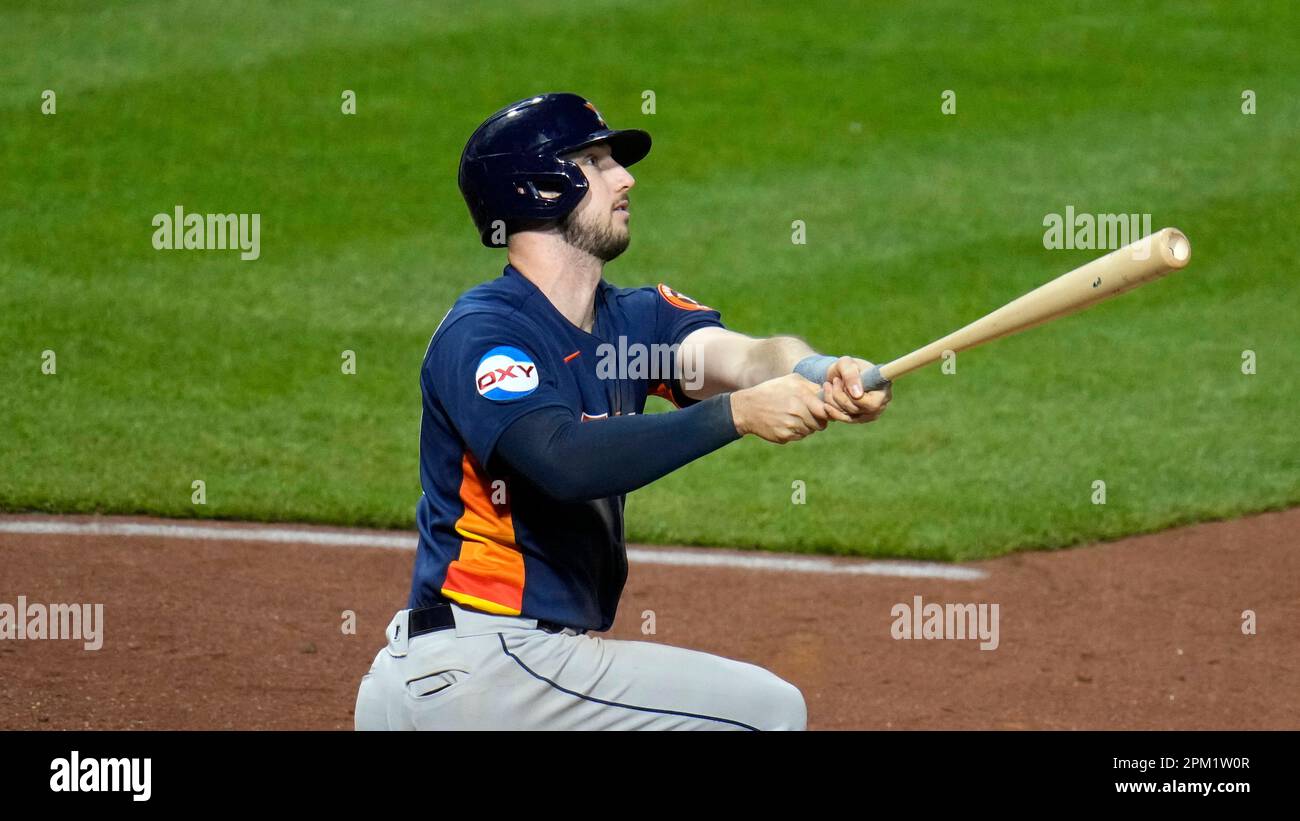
[354,93,890,730]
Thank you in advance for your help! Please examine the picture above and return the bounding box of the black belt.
[408,602,578,637]
[408,603,457,637]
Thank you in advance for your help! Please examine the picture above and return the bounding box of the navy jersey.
[408,265,725,631]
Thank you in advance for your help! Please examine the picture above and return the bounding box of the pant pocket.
[405,668,471,699]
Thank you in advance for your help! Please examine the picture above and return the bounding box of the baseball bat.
[849,227,1191,391]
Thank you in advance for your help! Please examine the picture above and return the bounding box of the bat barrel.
[871,227,1191,385]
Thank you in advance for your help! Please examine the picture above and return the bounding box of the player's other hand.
[730,373,829,444]
[821,356,891,424]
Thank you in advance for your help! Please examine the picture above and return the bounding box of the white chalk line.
[0,520,415,549]
[0,520,987,581]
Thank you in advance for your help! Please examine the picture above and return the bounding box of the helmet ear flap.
[513,165,588,210]
[490,163,588,241]
[463,146,591,245]
[515,171,571,203]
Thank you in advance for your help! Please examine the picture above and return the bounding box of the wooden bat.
[849,227,1191,391]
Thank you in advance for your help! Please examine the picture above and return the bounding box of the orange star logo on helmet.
[583,101,607,128]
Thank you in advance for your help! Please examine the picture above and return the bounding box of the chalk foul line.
[0,520,986,581]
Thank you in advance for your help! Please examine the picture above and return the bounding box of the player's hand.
[730,373,830,444]
[821,356,891,424]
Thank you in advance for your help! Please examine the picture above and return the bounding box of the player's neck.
[508,239,603,334]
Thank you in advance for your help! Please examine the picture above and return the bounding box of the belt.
[408,602,577,637]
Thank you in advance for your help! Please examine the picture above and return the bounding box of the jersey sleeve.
[653,282,725,346]
[424,313,572,467]
[650,283,725,408]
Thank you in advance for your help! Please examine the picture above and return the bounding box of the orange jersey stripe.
[441,452,525,615]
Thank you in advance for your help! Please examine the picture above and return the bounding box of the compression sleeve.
[493,393,741,502]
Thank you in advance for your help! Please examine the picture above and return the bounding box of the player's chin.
[609,222,631,247]
[595,228,631,262]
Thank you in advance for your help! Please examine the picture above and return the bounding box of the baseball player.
[354,93,890,731]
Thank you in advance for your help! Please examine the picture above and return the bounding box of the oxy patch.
[475,346,539,401]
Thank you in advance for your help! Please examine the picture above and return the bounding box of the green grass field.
[3,1,1297,560]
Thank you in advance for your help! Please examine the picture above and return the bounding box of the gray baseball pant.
[354,604,806,731]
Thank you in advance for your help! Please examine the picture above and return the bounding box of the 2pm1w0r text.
[1114,757,1251,772]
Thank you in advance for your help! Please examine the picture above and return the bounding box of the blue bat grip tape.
[861,364,891,392]
[792,355,838,384]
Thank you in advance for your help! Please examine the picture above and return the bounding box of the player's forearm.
[736,335,817,387]
[678,328,819,399]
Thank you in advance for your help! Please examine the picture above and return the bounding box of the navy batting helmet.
[458,93,651,247]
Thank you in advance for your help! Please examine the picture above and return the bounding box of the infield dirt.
[1,510,1296,730]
